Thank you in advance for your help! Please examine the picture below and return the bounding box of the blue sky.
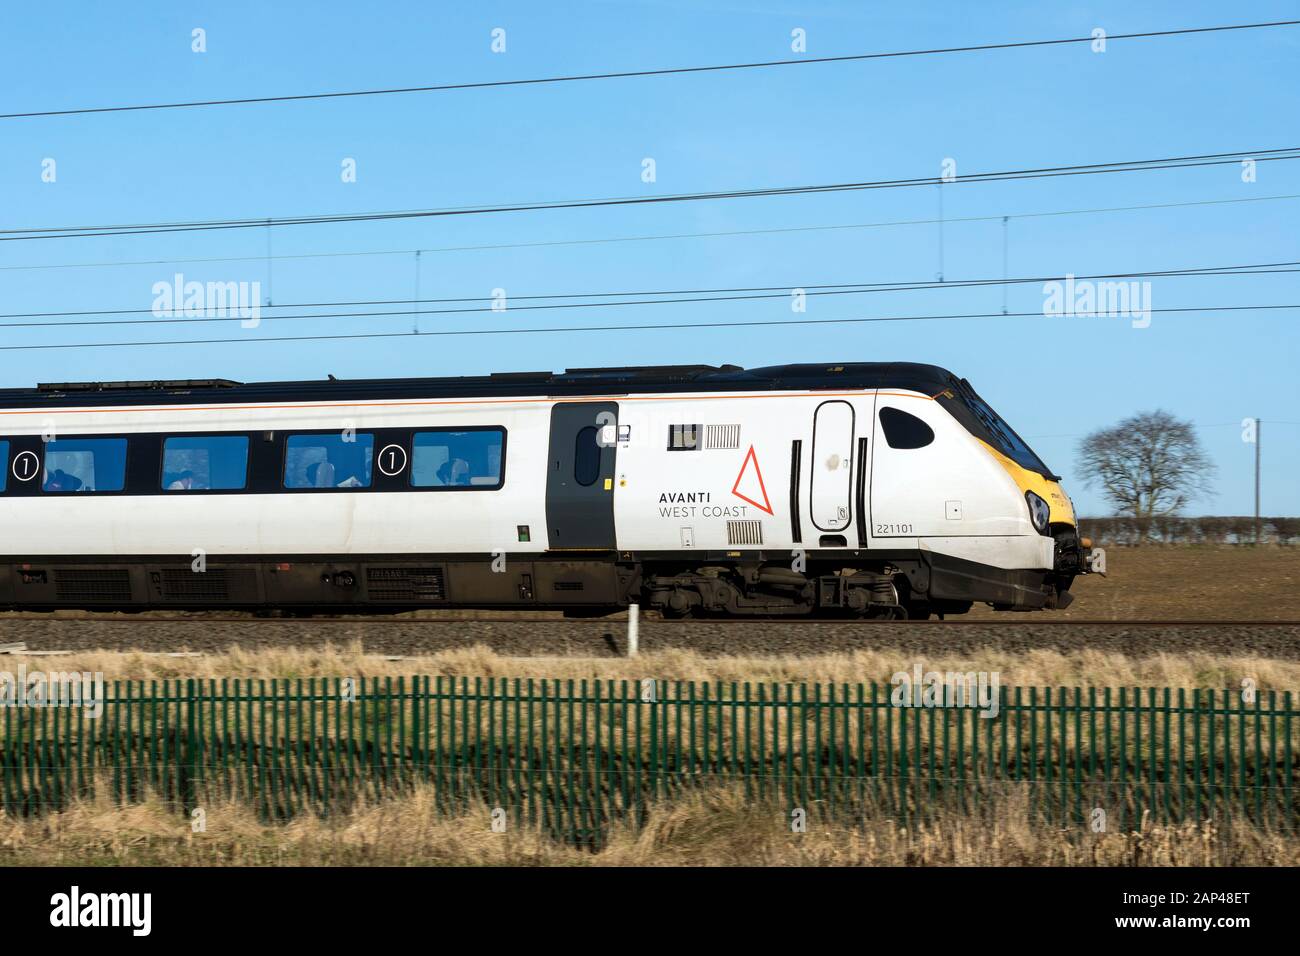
[1,1,1296,516]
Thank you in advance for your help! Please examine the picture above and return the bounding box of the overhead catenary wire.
[2,20,1294,120]
[1026,420,1300,439]
[2,148,1296,242]
[0,303,1293,351]
[1,193,1295,273]
[0,260,1294,326]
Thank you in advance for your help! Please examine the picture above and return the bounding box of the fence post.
[627,603,639,658]
[183,677,198,815]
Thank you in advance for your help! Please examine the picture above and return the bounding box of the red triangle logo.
[731,444,773,515]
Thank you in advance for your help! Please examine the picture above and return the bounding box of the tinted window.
[960,391,1053,475]
[411,429,504,488]
[574,426,600,486]
[0,440,7,492]
[163,435,250,490]
[43,438,128,492]
[285,433,374,489]
[879,407,935,449]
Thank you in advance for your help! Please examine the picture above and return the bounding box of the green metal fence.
[2,677,1296,843]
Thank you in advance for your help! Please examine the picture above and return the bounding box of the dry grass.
[2,783,1294,867]
[6,642,1297,692]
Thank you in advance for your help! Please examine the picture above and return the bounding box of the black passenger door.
[545,402,618,549]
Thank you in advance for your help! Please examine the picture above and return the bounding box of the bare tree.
[1077,410,1214,543]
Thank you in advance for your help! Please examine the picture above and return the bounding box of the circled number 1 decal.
[12,451,39,482]
[377,444,408,477]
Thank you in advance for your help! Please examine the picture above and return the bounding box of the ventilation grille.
[705,424,741,449]
[54,569,132,603]
[366,567,446,602]
[158,567,257,601]
[552,581,585,592]
[726,520,764,546]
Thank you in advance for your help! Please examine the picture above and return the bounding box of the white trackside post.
[627,603,639,657]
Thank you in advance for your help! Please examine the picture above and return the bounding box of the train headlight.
[1025,491,1051,534]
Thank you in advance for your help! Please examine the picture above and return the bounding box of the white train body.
[0,363,1096,616]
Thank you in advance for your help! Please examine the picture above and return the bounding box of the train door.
[545,402,618,549]
[809,400,855,536]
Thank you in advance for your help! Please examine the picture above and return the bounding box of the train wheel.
[860,604,905,621]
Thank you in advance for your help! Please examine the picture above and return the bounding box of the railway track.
[1,614,1297,658]
[0,614,1296,625]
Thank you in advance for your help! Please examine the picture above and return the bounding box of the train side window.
[42,437,128,493]
[411,428,504,488]
[162,435,250,490]
[284,433,374,489]
[0,440,7,493]
[879,407,935,449]
[574,426,600,486]
[667,424,699,451]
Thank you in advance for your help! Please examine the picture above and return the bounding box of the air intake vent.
[366,567,446,602]
[157,567,258,601]
[552,581,585,591]
[727,520,764,546]
[54,569,132,603]
[705,424,741,449]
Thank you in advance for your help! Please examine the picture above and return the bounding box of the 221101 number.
[874,523,914,535]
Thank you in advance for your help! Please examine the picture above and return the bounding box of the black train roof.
[0,362,961,409]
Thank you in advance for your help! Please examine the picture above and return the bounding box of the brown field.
[966,545,1300,621]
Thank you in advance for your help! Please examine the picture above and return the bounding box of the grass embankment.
[2,785,1294,866]
[7,643,1297,691]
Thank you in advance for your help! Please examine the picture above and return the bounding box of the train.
[0,362,1103,617]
